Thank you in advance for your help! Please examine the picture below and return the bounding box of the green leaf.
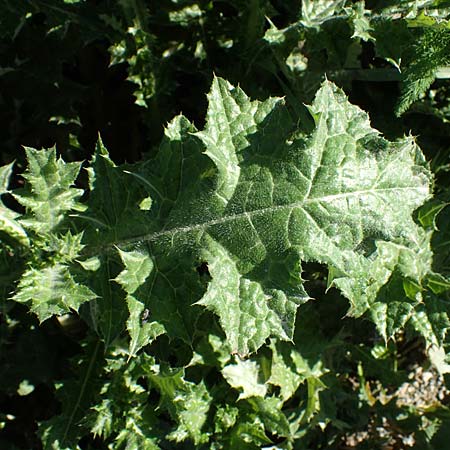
[268,340,302,402]
[114,249,173,356]
[347,2,373,42]
[88,351,161,448]
[427,272,450,294]
[196,238,309,356]
[126,295,165,358]
[397,27,450,115]
[301,0,346,28]
[79,77,431,356]
[13,263,96,322]
[417,200,448,230]
[147,364,211,444]
[0,161,13,193]
[115,248,153,294]
[410,293,450,346]
[15,147,83,234]
[222,357,267,399]
[0,161,29,246]
[248,396,291,438]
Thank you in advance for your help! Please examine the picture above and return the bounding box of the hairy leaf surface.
[84,77,430,355]
[4,78,432,357]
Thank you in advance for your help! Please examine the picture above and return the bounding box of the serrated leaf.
[370,272,417,340]
[115,248,153,294]
[88,351,161,448]
[115,416,160,450]
[228,419,272,448]
[397,27,450,115]
[13,264,96,322]
[82,138,150,245]
[417,200,448,230]
[427,272,450,294]
[166,381,211,444]
[410,294,450,346]
[301,0,346,28]
[0,161,13,193]
[197,238,309,356]
[15,147,83,234]
[334,230,432,323]
[347,2,373,42]
[222,357,267,399]
[147,364,211,444]
[126,296,165,358]
[248,396,291,438]
[268,340,302,402]
[79,77,431,356]
[189,334,232,368]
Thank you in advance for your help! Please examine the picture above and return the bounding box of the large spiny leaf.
[1,79,429,353]
[80,77,431,356]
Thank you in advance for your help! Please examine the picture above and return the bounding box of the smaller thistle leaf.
[13,264,96,322]
[222,357,267,399]
[334,232,432,320]
[301,0,346,28]
[247,396,291,438]
[77,256,101,272]
[427,272,450,295]
[115,422,160,450]
[346,2,373,42]
[15,147,83,234]
[417,200,448,230]
[87,352,161,448]
[228,421,272,448]
[214,405,239,433]
[370,301,415,341]
[0,207,29,247]
[147,364,211,444]
[42,231,85,263]
[410,294,450,347]
[90,399,113,440]
[396,27,450,115]
[166,381,211,444]
[268,340,302,402]
[115,249,153,294]
[189,334,232,369]
[126,296,165,358]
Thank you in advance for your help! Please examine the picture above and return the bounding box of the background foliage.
[1,1,450,449]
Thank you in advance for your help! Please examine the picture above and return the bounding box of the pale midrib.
[105,185,427,251]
